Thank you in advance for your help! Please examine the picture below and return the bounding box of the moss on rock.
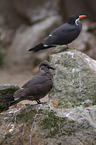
[0,48,96,144]
[48,48,96,108]
[0,103,96,144]
[0,84,20,112]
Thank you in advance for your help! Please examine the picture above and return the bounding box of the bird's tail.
[0,94,19,106]
[1,94,14,102]
[28,43,54,52]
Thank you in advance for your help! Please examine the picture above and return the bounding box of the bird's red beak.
[79,15,86,20]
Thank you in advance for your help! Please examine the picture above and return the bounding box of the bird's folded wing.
[14,79,52,101]
[22,74,47,88]
[43,24,80,45]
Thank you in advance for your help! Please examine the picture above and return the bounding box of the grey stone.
[71,22,96,59]
[0,84,20,112]
[0,0,28,28]
[55,0,96,21]
[0,49,96,144]
[49,48,96,108]
[13,0,58,24]
[0,0,58,28]
[4,16,62,67]
[0,104,96,144]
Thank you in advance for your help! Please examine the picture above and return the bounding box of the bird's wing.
[23,79,52,96]
[22,73,47,88]
[13,88,24,100]
[51,23,77,34]
[43,23,80,45]
[14,79,53,101]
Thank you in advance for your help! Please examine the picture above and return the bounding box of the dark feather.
[28,43,54,52]
[0,94,14,102]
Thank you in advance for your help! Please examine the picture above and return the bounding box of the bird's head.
[68,14,86,25]
[39,60,55,73]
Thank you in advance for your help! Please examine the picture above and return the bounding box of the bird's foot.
[36,99,42,104]
[66,45,73,49]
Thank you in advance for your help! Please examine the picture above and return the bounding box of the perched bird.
[1,60,55,106]
[28,14,86,52]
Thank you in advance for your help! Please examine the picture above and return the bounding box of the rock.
[13,0,58,24]
[0,103,96,144]
[0,0,28,28]
[55,0,96,21]
[0,28,14,48]
[49,48,96,108]
[0,84,20,97]
[0,84,20,112]
[0,49,96,144]
[71,21,96,60]
[4,16,62,67]
[87,21,96,36]
[0,0,58,28]
[0,46,4,65]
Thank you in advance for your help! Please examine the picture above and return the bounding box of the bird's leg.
[66,44,73,49]
[66,44,70,48]
[36,99,42,104]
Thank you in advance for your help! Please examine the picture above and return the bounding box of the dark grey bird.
[1,60,55,106]
[28,14,86,52]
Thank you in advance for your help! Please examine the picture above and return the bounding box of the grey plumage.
[1,60,55,106]
[28,14,86,52]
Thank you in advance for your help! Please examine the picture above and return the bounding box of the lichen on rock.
[0,48,96,144]
[0,103,96,144]
[0,84,20,112]
[49,48,96,108]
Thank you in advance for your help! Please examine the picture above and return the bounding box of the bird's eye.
[40,66,44,71]
[75,18,79,25]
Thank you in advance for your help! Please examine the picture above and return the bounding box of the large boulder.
[0,48,96,144]
[49,48,96,108]
[0,84,20,112]
[0,46,4,65]
[71,22,96,60]
[0,0,58,28]
[13,0,58,24]
[0,103,96,144]
[55,0,96,21]
[0,0,28,28]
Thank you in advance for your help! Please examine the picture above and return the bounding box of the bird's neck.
[41,71,53,79]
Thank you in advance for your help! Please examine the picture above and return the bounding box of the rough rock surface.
[49,48,96,108]
[0,49,96,144]
[13,0,58,24]
[1,0,96,29]
[0,84,20,112]
[0,0,58,28]
[56,0,96,21]
[4,16,62,67]
[71,21,96,60]
[0,103,96,144]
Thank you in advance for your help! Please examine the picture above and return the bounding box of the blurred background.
[0,0,96,86]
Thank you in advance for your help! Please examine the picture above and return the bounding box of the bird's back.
[43,23,82,45]
[14,71,53,101]
[21,79,53,100]
[22,73,49,88]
